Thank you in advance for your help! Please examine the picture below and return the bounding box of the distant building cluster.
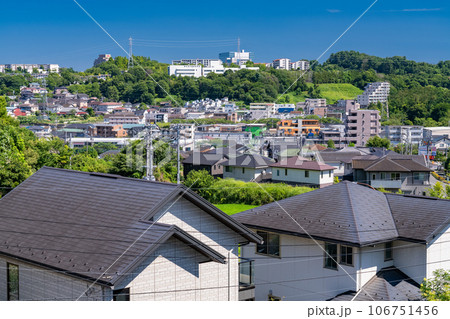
[93,54,112,67]
[0,64,60,74]
[356,82,390,107]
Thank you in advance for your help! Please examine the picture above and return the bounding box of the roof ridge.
[345,182,361,244]
[40,166,178,187]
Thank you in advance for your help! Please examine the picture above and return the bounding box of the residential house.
[221,153,274,182]
[183,151,227,178]
[0,167,261,301]
[270,156,335,188]
[233,181,450,301]
[352,154,432,195]
[431,136,450,152]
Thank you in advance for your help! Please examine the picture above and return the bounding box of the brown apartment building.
[95,124,128,138]
[346,110,380,146]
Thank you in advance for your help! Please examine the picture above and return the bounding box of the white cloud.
[386,8,441,12]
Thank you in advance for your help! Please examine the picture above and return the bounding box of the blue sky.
[1,0,449,70]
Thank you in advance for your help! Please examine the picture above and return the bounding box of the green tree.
[366,136,390,148]
[327,139,336,149]
[0,96,7,118]
[421,269,450,301]
[183,169,215,199]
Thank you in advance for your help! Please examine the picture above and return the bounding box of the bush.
[195,178,314,205]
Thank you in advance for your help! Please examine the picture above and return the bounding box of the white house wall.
[358,244,394,288]
[115,236,231,301]
[241,233,357,301]
[392,241,426,284]
[223,167,269,182]
[0,256,107,301]
[272,168,333,187]
[427,224,450,278]
[151,198,246,300]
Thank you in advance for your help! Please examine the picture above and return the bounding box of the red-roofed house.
[13,108,27,117]
[270,156,335,188]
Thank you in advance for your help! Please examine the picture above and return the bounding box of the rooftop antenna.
[128,36,134,70]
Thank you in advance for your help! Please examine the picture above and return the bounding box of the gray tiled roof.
[0,167,260,285]
[270,156,336,171]
[353,155,431,172]
[182,152,226,166]
[221,153,274,168]
[233,181,450,246]
[351,267,421,301]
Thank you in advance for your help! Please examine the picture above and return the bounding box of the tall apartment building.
[356,82,390,107]
[172,59,222,68]
[93,54,112,67]
[303,98,327,114]
[346,109,380,146]
[291,60,310,70]
[380,126,424,145]
[219,50,254,65]
[272,58,291,70]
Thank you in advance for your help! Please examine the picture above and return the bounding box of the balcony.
[239,258,255,301]
[370,180,402,189]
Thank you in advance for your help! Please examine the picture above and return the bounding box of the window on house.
[321,171,323,178]
[391,173,400,180]
[277,169,280,176]
[225,166,232,173]
[285,168,288,176]
[113,288,130,301]
[372,174,376,180]
[242,167,245,174]
[340,246,353,266]
[256,231,280,257]
[305,170,309,178]
[385,242,393,261]
[7,263,19,301]
[329,170,332,177]
[324,243,338,270]
[381,172,386,180]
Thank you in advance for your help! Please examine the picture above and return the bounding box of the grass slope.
[317,83,363,104]
[214,204,258,215]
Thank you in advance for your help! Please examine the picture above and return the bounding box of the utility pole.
[128,37,134,70]
[144,124,155,181]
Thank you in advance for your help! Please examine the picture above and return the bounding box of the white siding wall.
[427,224,450,278]
[241,233,357,301]
[115,237,231,301]
[223,166,269,182]
[358,244,394,288]
[272,168,333,186]
[0,256,107,301]
[150,198,246,300]
[393,241,426,284]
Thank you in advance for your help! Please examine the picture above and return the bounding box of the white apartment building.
[291,60,310,70]
[219,50,254,65]
[168,65,203,77]
[172,59,222,68]
[169,64,258,78]
[356,82,390,107]
[272,58,291,70]
[381,125,424,145]
[0,64,59,74]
